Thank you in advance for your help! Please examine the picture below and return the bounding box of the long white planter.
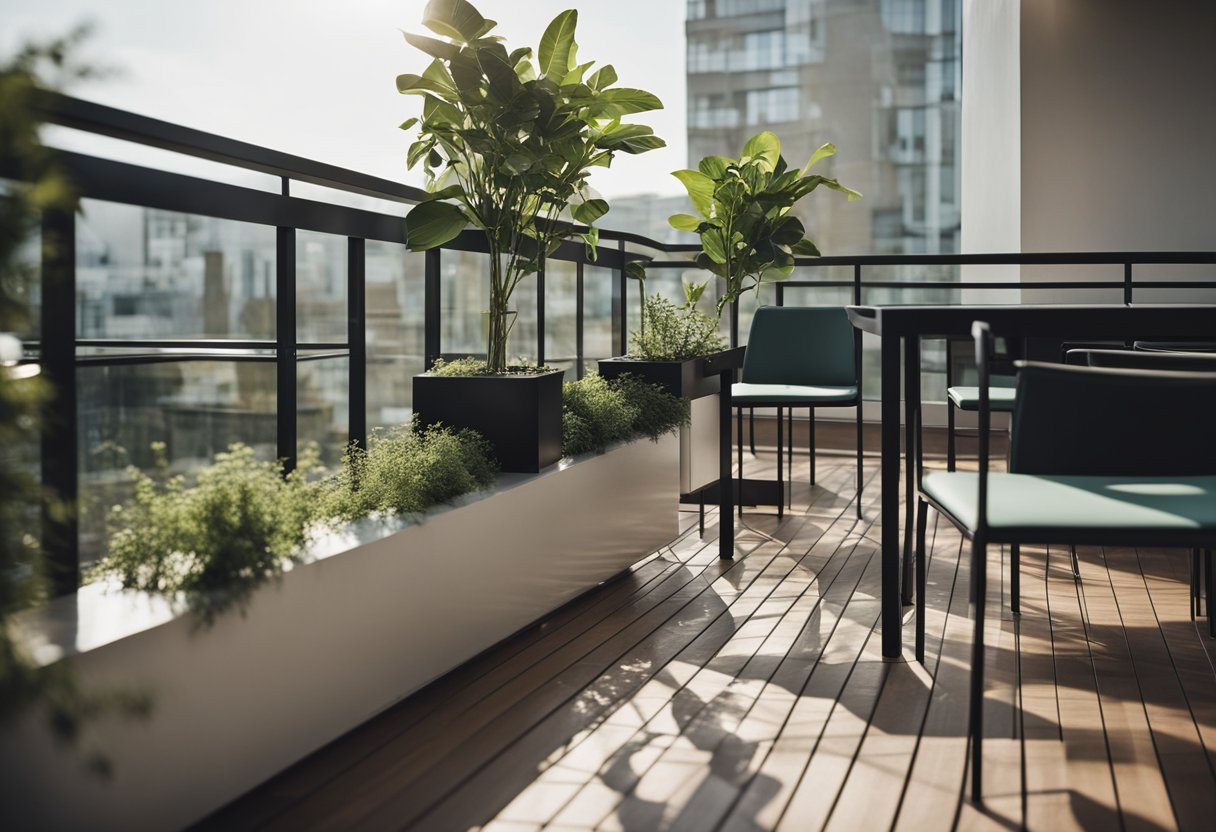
[0,434,678,831]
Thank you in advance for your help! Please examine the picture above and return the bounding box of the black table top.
[846,304,1216,338]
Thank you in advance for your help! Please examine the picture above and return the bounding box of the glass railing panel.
[296,230,348,345]
[365,241,424,427]
[544,259,578,373]
[440,250,489,359]
[583,264,616,372]
[76,199,277,341]
[76,359,278,569]
[298,353,348,467]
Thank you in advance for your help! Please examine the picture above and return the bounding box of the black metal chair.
[914,322,1216,803]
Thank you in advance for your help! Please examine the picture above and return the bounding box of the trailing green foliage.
[95,444,325,623]
[398,0,665,373]
[321,421,497,521]
[561,373,688,456]
[1,27,149,777]
[664,131,861,317]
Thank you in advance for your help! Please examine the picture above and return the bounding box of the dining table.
[845,303,1216,660]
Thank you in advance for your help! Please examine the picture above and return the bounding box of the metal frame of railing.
[9,92,1216,594]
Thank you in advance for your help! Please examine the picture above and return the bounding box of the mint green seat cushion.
[922,471,1216,533]
[732,382,858,405]
[947,385,1017,412]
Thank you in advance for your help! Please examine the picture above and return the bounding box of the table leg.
[719,370,734,560]
[881,333,902,659]
[902,337,920,605]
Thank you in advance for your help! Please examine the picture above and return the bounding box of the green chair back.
[741,306,857,387]
[1010,363,1216,476]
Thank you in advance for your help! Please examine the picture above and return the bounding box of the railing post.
[1124,261,1133,305]
[536,253,546,367]
[424,248,441,370]
[40,207,79,596]
[776,283,784,307]
[576,257,585,378]
[347,237,366,449]
[614,240,627,357]
[276,225,297,473]
[730,301,739,348]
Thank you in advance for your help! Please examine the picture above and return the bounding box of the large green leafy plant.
[398,0,664,373]
[667,130,860,317]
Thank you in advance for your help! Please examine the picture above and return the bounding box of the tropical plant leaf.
[668,213,702,232]
[404,31,461,61]
[561,61,595,86]
[672,169,714,216]
[701,227,729,264]
[405,200,468,251]
[571,198,609,225]
[399,117,419,131]
[697,155,733,180]
[802,142,837,173]
[422,0,488,43]
[625,261,647,283]
[791,238,821,257]
[595,88,663,115]
[538,9,578,79]
[396,72,452,97]
[587,64,617,91]
[741,131,781,169]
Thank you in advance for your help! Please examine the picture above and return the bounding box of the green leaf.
[580,226,599,259]
[802,142,837,174]
[404,31,461,61]
[587,64,617,91]
[502,153,533,175]
[770,216,805,246]
[406,139,434,170]
[668,213,702,232]
[791,238,821,257]
[396,72,453,97]
[406,200,468,251]
[742,131,781,169]
[399,117,419,131]
[625,261,647,283]
[672,169,714,217]
[697,155,733,180]
[570,198,609,225]
[683,280,708,306]
[422,0,488,43]
[477,45,520,102]
[701,228,728,264]
[421,184,465,202]
[538,9,578,80]
[561,61,595,86]
[595,88,663,116]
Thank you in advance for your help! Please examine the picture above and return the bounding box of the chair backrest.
[1009,362,1216,476]
[741,306,857,387]
[1075,348,1216,372]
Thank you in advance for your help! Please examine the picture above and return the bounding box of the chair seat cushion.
[947,385,1017,411]
[922,471,1216,533]
[731,382,858,405]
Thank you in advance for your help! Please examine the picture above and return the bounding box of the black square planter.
[597,347,746,400]
[412,370,564,473]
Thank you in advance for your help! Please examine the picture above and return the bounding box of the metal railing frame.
[10,92,1216,593]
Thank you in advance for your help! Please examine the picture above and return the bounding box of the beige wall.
[965,0,1216,302]
[961,0,1022,303]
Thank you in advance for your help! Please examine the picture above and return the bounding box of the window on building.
[745,87,799,126]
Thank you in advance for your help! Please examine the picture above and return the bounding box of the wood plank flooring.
[196,453,1216,832]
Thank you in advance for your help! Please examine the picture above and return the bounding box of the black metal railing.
[10,92,1216,594]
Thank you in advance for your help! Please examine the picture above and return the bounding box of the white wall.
[961,0,1022,304]
[964,0,1216,303]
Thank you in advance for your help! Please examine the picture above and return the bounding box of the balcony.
[3,1,1216,830]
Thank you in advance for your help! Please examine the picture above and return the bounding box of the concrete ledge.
[0,434,679,831]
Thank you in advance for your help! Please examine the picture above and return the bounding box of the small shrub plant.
[562,373,688,456]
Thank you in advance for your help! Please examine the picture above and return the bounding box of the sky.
[2,0,689,198]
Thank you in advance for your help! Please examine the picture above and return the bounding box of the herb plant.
[629,282,726,361]
[428,356,552,377]
[398,0,665,374]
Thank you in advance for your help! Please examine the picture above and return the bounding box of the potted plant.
[397,0,664,472]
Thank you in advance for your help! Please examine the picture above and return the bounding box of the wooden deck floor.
[198,454,1216,832]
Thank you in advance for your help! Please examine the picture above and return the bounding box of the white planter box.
[0,434,678,832]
